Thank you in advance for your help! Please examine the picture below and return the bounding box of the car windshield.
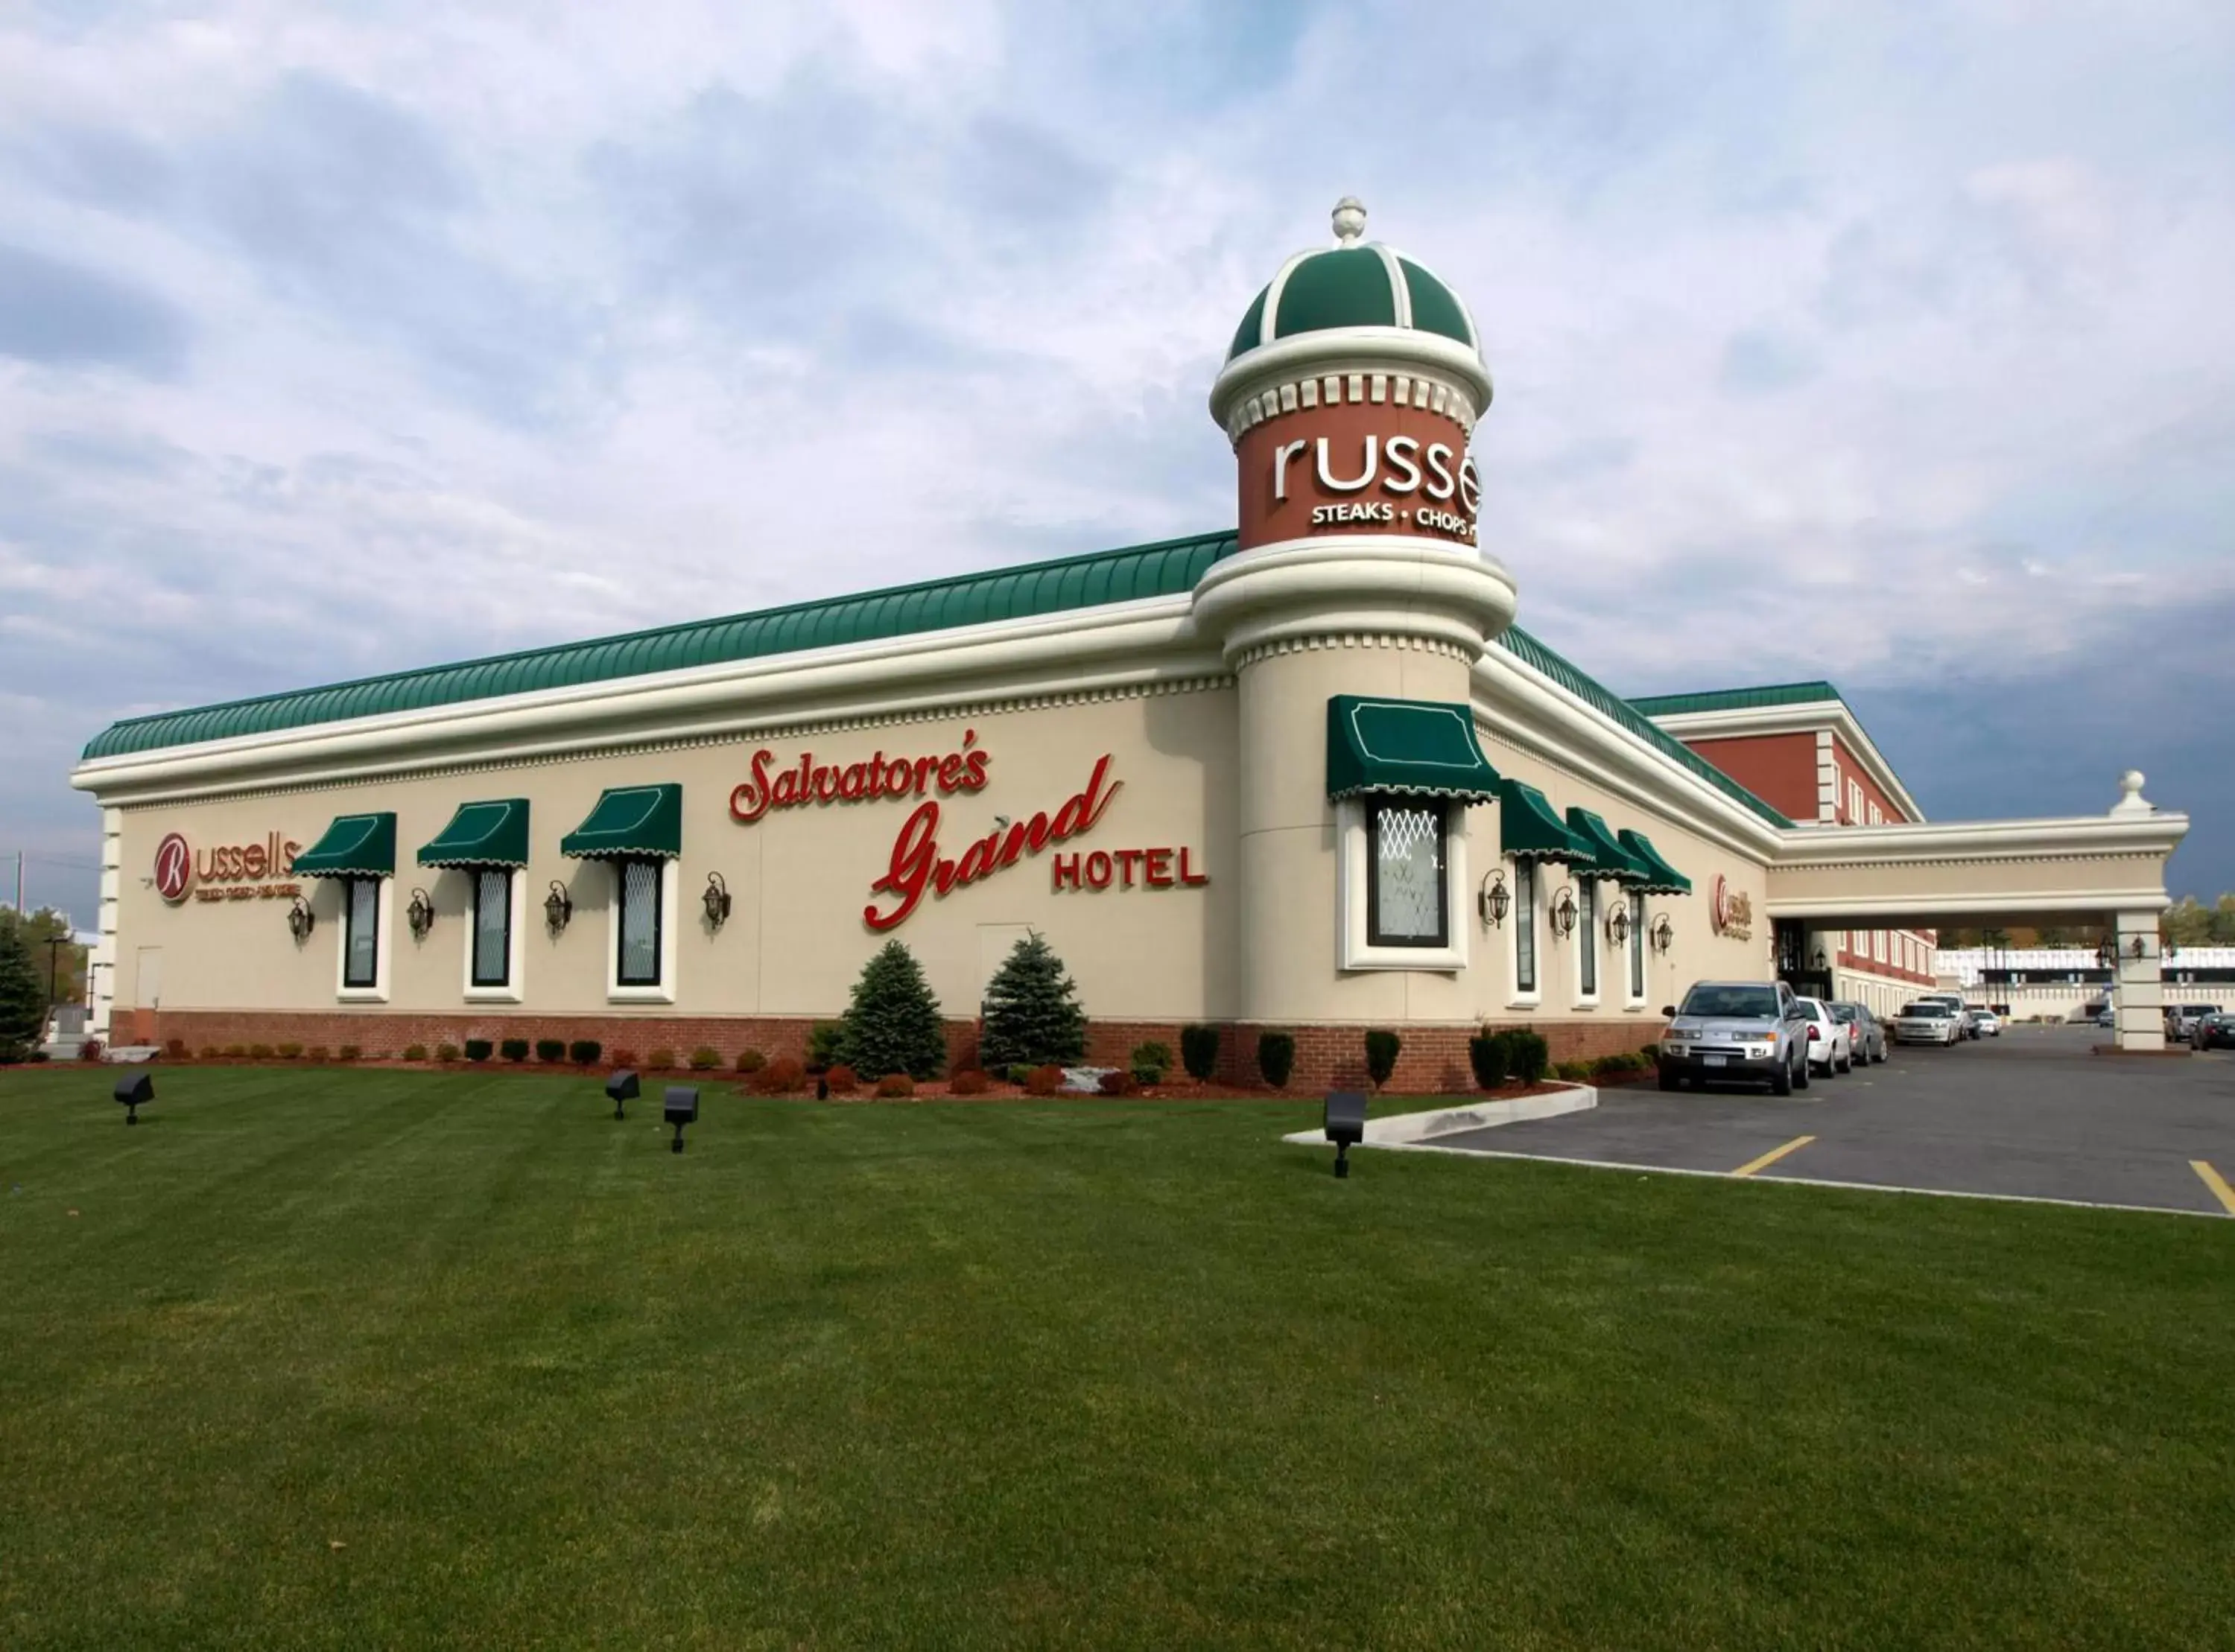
[1680,985,1781,1018]
[1794,999,1825,1018]
[1902,1003,1950,1018]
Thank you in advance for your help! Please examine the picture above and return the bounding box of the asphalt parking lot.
[1432,1024,2235,1216]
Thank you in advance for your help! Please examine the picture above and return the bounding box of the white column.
[2112,910,2164,1051]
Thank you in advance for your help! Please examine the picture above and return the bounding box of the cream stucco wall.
[109,687,1241,1026]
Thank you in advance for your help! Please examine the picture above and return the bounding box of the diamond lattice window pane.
[1373,804,1444,941]
[475,870,510,985]
[346,878,378,986]
[619,860,659,984]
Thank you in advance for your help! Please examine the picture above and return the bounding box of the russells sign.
[728,731,1209,930]
[1235,393,1480,551]
[1710,874,1754,941]
[153,830,304,906]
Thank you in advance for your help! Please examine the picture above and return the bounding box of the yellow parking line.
[2192,1160,2235,1216]
[1731,1135,1816,1178]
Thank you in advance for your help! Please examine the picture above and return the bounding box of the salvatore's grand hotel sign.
[70,199,2193,1076]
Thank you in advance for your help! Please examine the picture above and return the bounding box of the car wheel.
[1771,1056,1792,1096]
[1793,1052,1810,1090]
[1838,1050,1852,1075]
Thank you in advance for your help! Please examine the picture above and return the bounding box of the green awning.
[1618,828,1693,896]
[560,784,682,860]
[291,812,396,880]
[1565,808,1650,884]
[1325,696,1500,801]
[1500,781,1596,867]
[417,799,530,870]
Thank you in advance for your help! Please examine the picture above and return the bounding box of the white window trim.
[606,857,679,1004]
[335,876,393,1003]
[1506,858,1542,1010]
[463,868,527,1003]
[1335,797,1468,972]
[1573,877,1602,1010]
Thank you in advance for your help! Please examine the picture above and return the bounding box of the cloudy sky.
[4,0,2231,921]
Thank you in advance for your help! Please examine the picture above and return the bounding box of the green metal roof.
[292,813,396,880]
[1626,680,1844,718]
[1325,695,1500,802]
[81,530,1238,762]
[1492,627,1794,829]
[1228,245,1478,363]
[417,798,531,870]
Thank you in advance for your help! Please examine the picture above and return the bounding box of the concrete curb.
[1281,1084,1596,1150]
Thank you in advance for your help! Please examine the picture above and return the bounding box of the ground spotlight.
[1324,1089,1366,1180]
[114,1071,153,1125]
[665,1085,699,1153]
[606,1068,639,1121]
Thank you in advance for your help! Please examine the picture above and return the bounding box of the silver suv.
[1659,980,1810,1095]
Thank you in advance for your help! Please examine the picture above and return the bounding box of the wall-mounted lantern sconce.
[1550,884,1578,940]
[1608,903,1632,948]
[1650,913,1676,955]
[286,896,315,942]
[1812,944,1829,972]
[544,880,573,934]
[1478,870,1510,930]
[703,871,732,930]
[406,887,435,940]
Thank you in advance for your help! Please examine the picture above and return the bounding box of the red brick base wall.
[145,1010,1667,1090]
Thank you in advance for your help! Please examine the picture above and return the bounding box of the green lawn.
[2,1067,2230,1651]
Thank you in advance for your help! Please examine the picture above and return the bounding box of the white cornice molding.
[1469,649,1787,862]
[1647,701,1926,823]
[1770,812,2190,867]
[1767,889,2175,920]
[1191,534,1518,665]
[1210,326,1494,437]
[72,595,1220,806]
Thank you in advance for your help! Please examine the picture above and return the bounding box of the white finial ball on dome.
[1331,196,1367,245]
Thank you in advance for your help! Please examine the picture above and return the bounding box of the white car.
[1971,1009,2001,1037]
[1895,1001,1964,1046]
[1792,996,1853,1076]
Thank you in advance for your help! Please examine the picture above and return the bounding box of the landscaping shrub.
[644,1048,675,1071]
[1180,1023,1220,1082]
[305,1045,329,1063]
[165,1038,188,1060]
[403,1043,430,1063]
[823,1064,858,1096]
[1638,1042,1660,1063]
[980,933,1086,1071]
[874,1073,915,1099]
[606,1048,635,1070]
[436,1043,460,1063]
[463,1040,492,1063]
[839,940,946,1080]
[1554,1059,1592,1081]
[80,1040,106,1062]
[224,1043,247,1058]
[1130,1065,1162,1088]
[1505,1029,1550,1085]
[1005,1064,1033,1086]
[0,915,43,1062]
[198,1045,220,1061]
[1099,1070,1135,1096]
[536,1038,566,1064]
[501,1038,530,1063]
[337,1044,361,1062]
[805,1021,846,1071]
[1363,1029,1401,1090]
[276,1042,304,1060]
[688,1046,722,1071]
[1257,1032,1296,1089]
[734,1048,765,1073]
[1024,1064,1064,1096]
[1468,1031,1509,1090]
[569,1040,601,1067]
[1132,1040,1173,1075]
[948,1068,990,1096]
[752,1056,805,1096]
[249,1043,274,1060]
[1593,1052,1646,1076]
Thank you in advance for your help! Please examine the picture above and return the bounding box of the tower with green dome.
[1191,199,1518,1029]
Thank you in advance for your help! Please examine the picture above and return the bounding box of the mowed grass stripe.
[3,1067,2232,1651]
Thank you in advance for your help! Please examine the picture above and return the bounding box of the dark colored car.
[1828,1000,1887,1064]
[2192,1011,2235,1051]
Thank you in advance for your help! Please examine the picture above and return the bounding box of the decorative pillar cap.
[2109,770,2155,817]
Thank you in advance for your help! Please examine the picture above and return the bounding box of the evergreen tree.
[840,939,948,1080]
[980,932,1086,1072]
[0,913,47,1061]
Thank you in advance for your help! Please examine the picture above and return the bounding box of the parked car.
[1828,1000,1888,1064]
[1792,997,1853,1076]
[1915,992,1974,1038]
[2192,1011,2235,1051]
[2094,1006,2114,1029]
[1971,1009,2001,1038]
[1894,1000,1965,1046]
[2166,1003,2218,1041]
[1658,981,1811,1095]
